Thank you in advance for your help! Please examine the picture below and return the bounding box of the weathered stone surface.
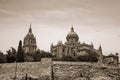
[52,61,119,80]
[40,58,52,80]
[0,62,42,80]
[0,59,119,80]
[0,58,52,80]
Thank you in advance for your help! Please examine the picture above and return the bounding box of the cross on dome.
[71,25,74,32]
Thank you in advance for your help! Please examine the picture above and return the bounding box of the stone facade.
[51,27,103,64]
[23,24,37,54]
[103,53,119,68]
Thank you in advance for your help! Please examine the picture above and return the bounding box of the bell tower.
[23,24,37,54]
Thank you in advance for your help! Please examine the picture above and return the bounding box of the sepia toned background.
[0,0,120,58]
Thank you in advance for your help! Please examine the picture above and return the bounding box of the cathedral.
[50,27,103,64]
[23,25,37,54]
[21,26,118,65]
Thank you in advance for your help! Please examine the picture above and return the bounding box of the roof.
[66,27,79,41]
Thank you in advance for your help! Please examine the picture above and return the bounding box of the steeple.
[71,25,74,32]
[99,44,102,52]
[29,24,32,33]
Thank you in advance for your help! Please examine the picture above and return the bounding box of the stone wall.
[0,58,52,80]
[0,58,119,80]
[52,61,119,80]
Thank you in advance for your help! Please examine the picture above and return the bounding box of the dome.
[25,26,35,39]
[25,32,35,38]
[23,25,37,54]
[57,40,63,46]
[66,27,79,41]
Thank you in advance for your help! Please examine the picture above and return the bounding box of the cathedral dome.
[66,27,79,41]
[25,26,35,39]
[23,25,37,54]
[57,40,63,46]
[25,32,34,38]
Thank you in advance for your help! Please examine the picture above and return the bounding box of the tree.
[33,50,52,62]
[62,55,76,61]
[77,51,98,62]
[17,40,24,62]
[33,50,41,62]
[6,48,16,63]
[0,51,6,63]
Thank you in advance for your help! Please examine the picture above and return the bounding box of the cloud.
[0,0,120,55]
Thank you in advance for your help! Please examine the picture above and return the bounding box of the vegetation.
[33,50,52,62]
[77,55,98,62]
[52,55,98,62]
[0,51,6,63]
[6,47,16,63]
[17,40,24,62]
[52,51,99,62]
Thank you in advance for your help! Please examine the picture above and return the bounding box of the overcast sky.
[0,0,120,57]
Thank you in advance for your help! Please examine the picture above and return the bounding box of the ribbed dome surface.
[66,27,79,41]
[24,26,35,39]
[25,32,34,38]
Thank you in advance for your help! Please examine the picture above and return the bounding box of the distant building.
[50,27,103,64]
[23,25,37,54]
[103,53,119,67]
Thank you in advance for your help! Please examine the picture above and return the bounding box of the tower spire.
[71,25,74,32]
[29,24,32,33]
[99,44,102,52]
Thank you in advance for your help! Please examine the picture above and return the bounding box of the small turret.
[91,42,94,49]
[50,43,54,53]
[57,40,63,46]
[51,43,53,47]
[99,44,102,53]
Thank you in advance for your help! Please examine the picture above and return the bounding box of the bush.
[77,55,98,62]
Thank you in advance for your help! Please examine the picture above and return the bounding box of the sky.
[0,0,120,57]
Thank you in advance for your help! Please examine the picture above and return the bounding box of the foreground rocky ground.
[0,59,119,80]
